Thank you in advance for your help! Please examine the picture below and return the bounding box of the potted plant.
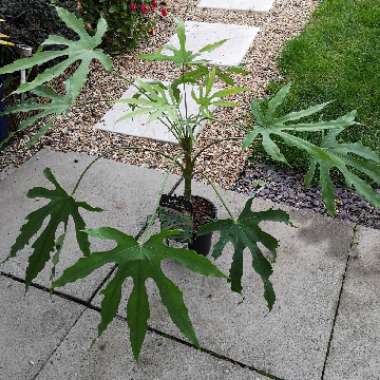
[114,20,251,255]
[1,8,380,361]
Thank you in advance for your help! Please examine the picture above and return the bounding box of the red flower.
[151,0,158,9]
[129,2,137,12]
[140,3,150,14]
[160,7,168,16]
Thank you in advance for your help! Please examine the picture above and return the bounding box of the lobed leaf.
[0,7,112,149]
[140,20,228,68]
[244,85,380,215]
[199,39,228,53]
[4,168,102,286]
[0,7,112,95]
[53,227,225,360]
[199,198,289,310]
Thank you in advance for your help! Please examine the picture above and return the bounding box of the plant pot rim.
[159,193,217,218]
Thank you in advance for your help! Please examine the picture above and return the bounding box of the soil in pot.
[159,194,217,256]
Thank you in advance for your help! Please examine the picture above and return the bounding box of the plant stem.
[138,170,171,244]
[71,156,101,196]
[184,171,192,201]
[200,172,234,219]
[182,65,189,121]
[182,137,193,202]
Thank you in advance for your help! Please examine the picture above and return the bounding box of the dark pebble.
[234,161,380,230]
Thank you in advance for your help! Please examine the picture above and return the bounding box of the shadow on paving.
[2,149,378,380]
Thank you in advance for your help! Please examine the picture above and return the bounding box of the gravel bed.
[0,0,320,188]
[235,160,380,230]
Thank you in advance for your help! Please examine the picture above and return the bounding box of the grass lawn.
[267,0,380,168]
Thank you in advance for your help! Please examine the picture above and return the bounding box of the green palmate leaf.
[199,198,289,310]
[211,87,249,99]
[198,39,228,53]
[117,80,179,126]
[157,206,193,242]
[316,127,380,212]
[50,232,66,284]
[140,20,225,67]
[0,86,73,150]
[267,83,291,117]
[191,76,247,114]
[278,102,332,124]
[243,85,380,215]
[0,7,112,149]
[249,99,266,126]
[214,66,248,85]
[172,66,209,87]
[171,65,245,90]
[225,66,249,75]
[4,168,102,286]
[0,7,112,96]
[176,19,187,52]
[126,20,246,144]
[53,228,225,360]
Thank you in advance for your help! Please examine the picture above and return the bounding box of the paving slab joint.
[0,175,185,379]
[0,271,95,308]
[1,270,287,380]
[148,325,288,380]
[4,262,289,379]
[1,173,299,380]
[31,298,88,380]
[320,232,354,379]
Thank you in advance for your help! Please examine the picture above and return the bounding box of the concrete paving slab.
[96,80,208,143]
[93,178,353,380]
[0,149,179,301]
[323,226,380,380]
[198,0,275,12]
[165,21,260,66]
[36,308,269,380]
[0,275,84,380]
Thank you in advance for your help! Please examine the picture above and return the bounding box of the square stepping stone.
[96,80,206,144]
[165,21,260,66]
[0,149,180,301]
[198,0,275,12]
[92,178,354,380]
[0,275,84,380]
[36,308,268,379]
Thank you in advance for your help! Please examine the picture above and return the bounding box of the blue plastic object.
[0,75,9,142]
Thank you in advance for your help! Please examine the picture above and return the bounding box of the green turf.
[265,0,380,168]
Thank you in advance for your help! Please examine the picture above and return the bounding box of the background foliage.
[78,0,164,53]
[0,0,75,48]
[0,0,75,77]
[266,0,380,168]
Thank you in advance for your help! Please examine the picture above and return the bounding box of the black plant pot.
[159,194,217,256]
[188,231,214,257]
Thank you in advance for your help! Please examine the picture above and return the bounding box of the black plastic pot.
[159,194,217,256]
[188,229,214,257]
